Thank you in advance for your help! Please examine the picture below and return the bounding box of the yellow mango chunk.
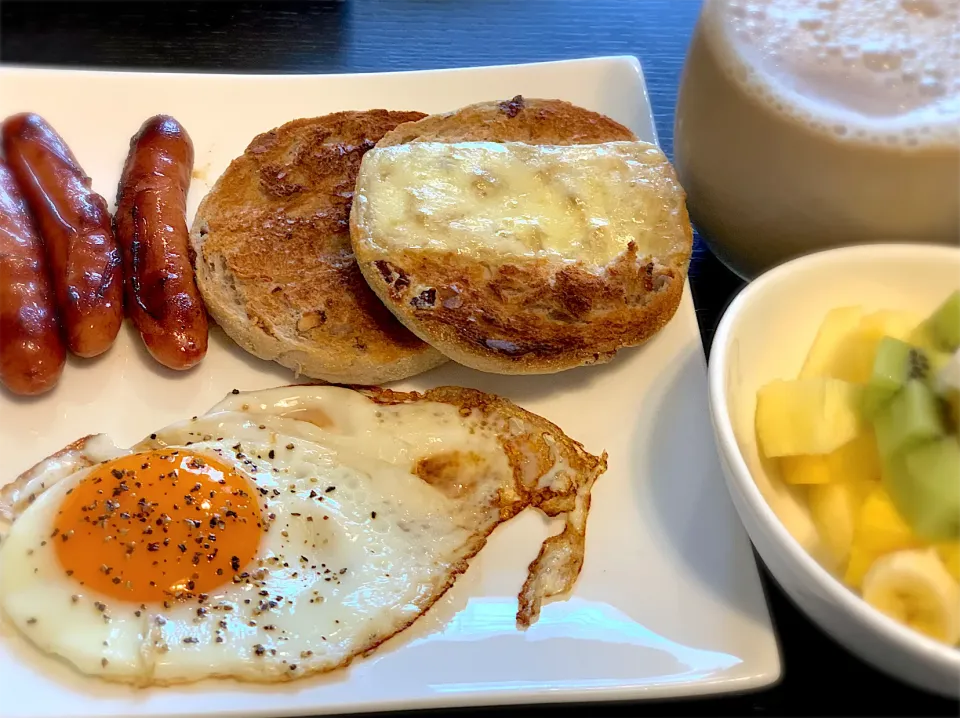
[800,308,923,385]
[844,486,920,588]
[800,306,863,379]
[781,455,831,484]
[834,310,927,384]
[845,545,877,588]
[835,330,882,384]
[780,432,881,486]
[854,486,919,554]
[826,431,882,485]
[756,378,863,458]
[936,542,960,583]
[860,310,922,342]
[810,479,867,567]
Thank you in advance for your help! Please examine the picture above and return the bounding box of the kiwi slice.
[916,290,960,353]
[862,337,932,419]
[883,436,960,541]
[873,379,945,458]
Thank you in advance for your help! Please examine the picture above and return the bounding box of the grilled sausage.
[115,115,207,370]
[0,158,66,395]
[2,113,123,358]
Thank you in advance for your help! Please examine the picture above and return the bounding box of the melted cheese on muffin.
[356,141,681,266]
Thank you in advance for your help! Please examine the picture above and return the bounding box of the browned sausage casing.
[2,113,124,358]
[0,158,66,395]
[114,115,207,370]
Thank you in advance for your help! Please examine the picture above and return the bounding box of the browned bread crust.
[190,111,448,384]
[350,97,694,374]
[374,95,637,147]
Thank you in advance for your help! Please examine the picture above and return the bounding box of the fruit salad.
[755,290,960,647]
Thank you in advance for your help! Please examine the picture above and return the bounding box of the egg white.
[0,387,517,683]
[0,460,154,680]
[146,416,498,682]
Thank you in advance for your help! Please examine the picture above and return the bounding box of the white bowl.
[707,243,960,698]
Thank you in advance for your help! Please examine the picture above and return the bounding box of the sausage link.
[115,115,207,370]
[2,113,123,358]
[0,159,66,395]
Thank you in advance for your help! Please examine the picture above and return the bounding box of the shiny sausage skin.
[114,115,207,370]
[2,113,123,358]
[0,159,66,395]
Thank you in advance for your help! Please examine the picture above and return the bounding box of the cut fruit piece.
[853,486,919,554]
[935,542,960,583]
[826,431,882,486]
[799,306,863,380]
[781,454,831,484]
[909,320,938,355]
[931,349,952,374]
[873,379,945,459]
[810,478,869,568]
[781,432,882,486]
[845,485,920,587]
[862,548,960,645]
[835,310,925,385]
[886,437,960,541]
[859,310,923,343]
[927,290,960,353]
[931,352,960,398]
[862,338,934,419]
[845,545,878,589]
[755,378,863,458]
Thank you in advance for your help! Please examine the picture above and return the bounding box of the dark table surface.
[1,1,958,716]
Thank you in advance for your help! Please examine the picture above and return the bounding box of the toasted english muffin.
[349,96,694,374]
[189,111,448,384]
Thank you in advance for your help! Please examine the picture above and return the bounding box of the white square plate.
[0,56,780,718]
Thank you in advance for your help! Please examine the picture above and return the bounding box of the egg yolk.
[54,450,262,603]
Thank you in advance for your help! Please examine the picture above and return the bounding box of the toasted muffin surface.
[375,96,637,147]
[350,97,694,374]
[190,111,447,384]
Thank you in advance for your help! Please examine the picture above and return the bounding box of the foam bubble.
[704,0,960,147]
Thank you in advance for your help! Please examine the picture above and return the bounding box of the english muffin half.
[349,96,694,375]
[190,111,448,384]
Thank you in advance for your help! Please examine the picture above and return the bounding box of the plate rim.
[0,54,644,81]
[0,54,780,717]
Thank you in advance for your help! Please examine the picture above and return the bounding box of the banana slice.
[862,548,960,645]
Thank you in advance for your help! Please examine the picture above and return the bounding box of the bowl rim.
[707,242,960,668]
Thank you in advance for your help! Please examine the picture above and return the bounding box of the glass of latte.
[674,0,960,278]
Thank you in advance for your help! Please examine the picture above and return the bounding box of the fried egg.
[0,385,606,685]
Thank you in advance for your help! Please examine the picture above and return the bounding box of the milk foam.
[705,0,960,146]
